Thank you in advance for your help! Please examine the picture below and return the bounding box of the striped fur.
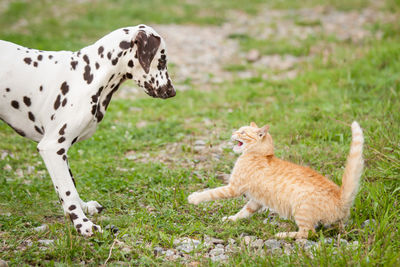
[188,121,364,239]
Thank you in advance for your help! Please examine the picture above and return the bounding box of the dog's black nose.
[169,88,176,97]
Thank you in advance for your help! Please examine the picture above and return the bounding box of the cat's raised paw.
[188,192,202,205]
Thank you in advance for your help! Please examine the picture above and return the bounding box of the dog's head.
[129,25,175,99]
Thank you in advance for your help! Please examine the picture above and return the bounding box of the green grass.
[1,0,400,265]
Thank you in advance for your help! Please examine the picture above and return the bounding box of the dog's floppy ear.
[135,31,161,74]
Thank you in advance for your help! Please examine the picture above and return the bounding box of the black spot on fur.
[95,108,104,122]
[48,55,53,59]
[96,206,104,213]
[62,155,67,161]
[111,58,118,65]
[123,29,129,34]
[33,62,38,67]
[50,114,55,120]
[119,41,131,50]
[98,46,104,55]
[83,55,90,64]
[66,191,71,196]
[108,74,115,82]
[28,112,35,122]
[61,81,69,95]
[95,62,99,69]
[5,88,10,92]
[58,136,65,143]
[128,60,134,67]
[39,85,43,91]
[57,148,65,155]
[59,124,67,135]
[54,95,61,110]
[76,223,82,228]
[91,94,98,103]
[139,25,145,29]
[72,136,78,144]
[91,104,97,115]
[107,52,112,60]
[23,96,31,106]
[69,205,76,211]
[92,225,98,231]
[24,57,32,65]
[69,212,78,221]
[83,65,94,84]
[160,49,165,54]
[37,55,43,61]
[62,98,67,107]
[15,128,25,137]
[83,218,88,222]
[11,100,19,109]
[70,61,78,70]
[34,125,43,134]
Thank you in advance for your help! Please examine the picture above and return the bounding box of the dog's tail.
[340,121,364,212]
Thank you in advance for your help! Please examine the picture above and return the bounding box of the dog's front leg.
[37,139,102,236]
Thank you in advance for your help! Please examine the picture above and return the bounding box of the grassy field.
[0,0,399,266]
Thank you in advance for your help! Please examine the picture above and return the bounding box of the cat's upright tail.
[340,121,364,213]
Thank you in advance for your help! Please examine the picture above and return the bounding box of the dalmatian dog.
[0,25,175,236]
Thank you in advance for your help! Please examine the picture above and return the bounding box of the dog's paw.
[188,192,202,205]
[76,220,103,237]
[83,201,104,215]
[222,215,237,222]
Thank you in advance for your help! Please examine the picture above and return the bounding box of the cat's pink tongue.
[238,141,243,146]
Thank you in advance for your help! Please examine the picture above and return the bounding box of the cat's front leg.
[188,185,239,205]
[222,199,262,222]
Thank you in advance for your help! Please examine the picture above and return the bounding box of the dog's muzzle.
[145,80,176,99]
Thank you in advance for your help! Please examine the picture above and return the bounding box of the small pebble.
[34,224,49,233]
[38,239,54,246]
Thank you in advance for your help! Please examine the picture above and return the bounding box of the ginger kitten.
[188,122,364,239]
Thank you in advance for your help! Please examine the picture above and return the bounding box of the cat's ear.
[258,125,270,138]
[250,122,258,128]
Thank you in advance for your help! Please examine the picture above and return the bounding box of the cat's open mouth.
[237,141,243,146]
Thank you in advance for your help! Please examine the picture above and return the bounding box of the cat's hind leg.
[188,185,239,205]
[275,213,316,239]
[222,199,262,222]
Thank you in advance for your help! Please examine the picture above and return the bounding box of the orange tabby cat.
[188,122,364,239]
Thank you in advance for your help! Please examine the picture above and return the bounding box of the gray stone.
[243,235,256,245]
[264,239,282,251]
[0,259,8,267]
[154,246,164,256]
[361,219,376,228]
[34,224,49,232]
[246,49,261,62]
[251,239,264,249]
[105,224,119,234]
[211,254,229,262]
[194,140,206,146]
[164,249,175,257]
[174,237,201,253]
[209,247,225,257]
[38,239,54,246]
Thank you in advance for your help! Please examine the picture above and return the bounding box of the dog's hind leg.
[38,137,102,236]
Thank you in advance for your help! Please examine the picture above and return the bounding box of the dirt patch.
[116,4,396,98]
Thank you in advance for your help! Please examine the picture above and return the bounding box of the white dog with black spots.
[0,24,176,236]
